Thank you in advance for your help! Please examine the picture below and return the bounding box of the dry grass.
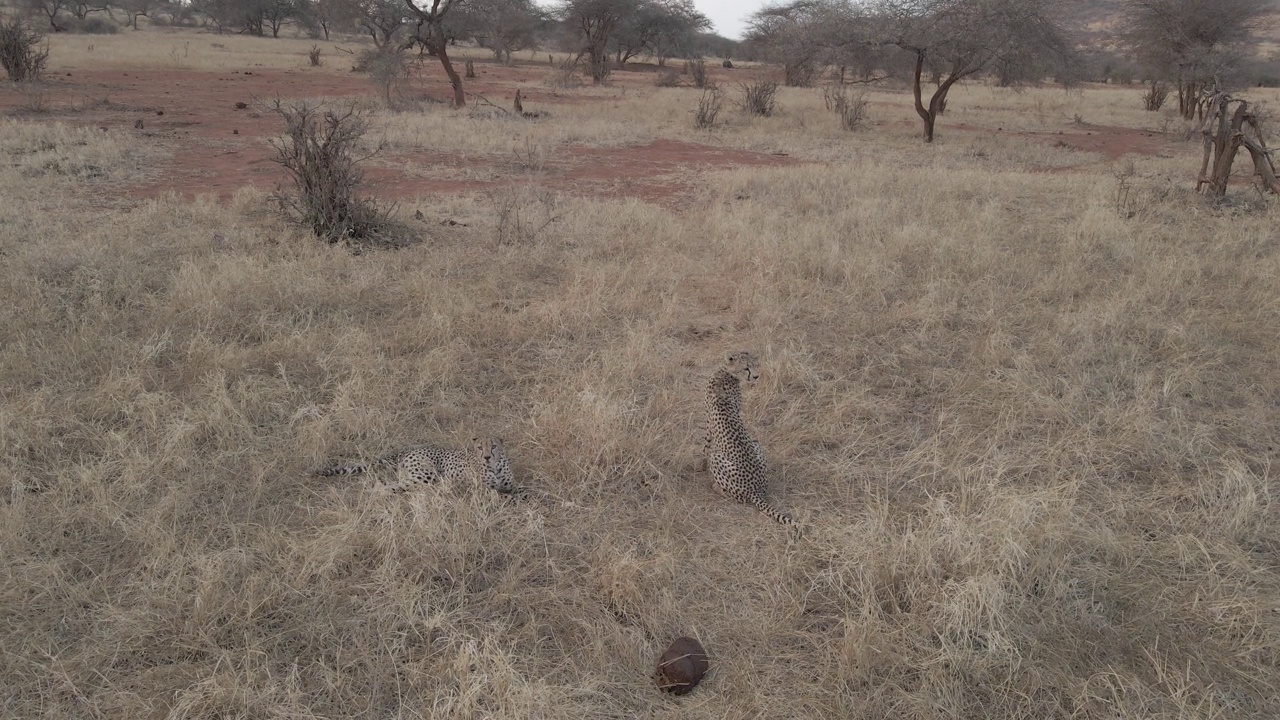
[4,41,1280,720]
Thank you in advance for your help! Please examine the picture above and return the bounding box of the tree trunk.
[911,50,962,144]
[436,40,465,106]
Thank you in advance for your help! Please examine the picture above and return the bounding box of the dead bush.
[545,57,584,88]
[486,185,562,246]
[1142,81,1169,112]
[308,45,322,67]
[740,81,778,117]
[694,86,723,129]
[353,44,410,105]
[654,69,680,87]
[1,16,50,83]
[685,58,708,89]
[267,101,399,245]
[465,60,475,79]
[823,85,868,130]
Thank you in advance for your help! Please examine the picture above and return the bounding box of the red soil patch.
[0,64,796,208]
[938,120,1172,162]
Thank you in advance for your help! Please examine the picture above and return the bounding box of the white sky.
[535,2,772,41]
[695,0,771,40]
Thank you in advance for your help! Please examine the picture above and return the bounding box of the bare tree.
[307,0,360,39]
[24,0,71,32]
[557,0,630,83]
[357,0,407,45]
[455,0,544,65]
[121,0,153,30]
[260,0,300,37]
[1120,0,1269,120]
[876,0,1074,142]
[401,0,467,106]
[610,0,710,69]
[745,0,860,87]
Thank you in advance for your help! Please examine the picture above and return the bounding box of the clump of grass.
[266,100,399,245]
[823,85,868,130]
[308,45,322,67]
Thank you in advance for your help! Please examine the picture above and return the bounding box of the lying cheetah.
[702,351,795,525]
[315,436,517,495]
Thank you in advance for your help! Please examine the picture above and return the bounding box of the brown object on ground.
[655,636,709,695]
[235,101,248,109]
[1195,88,1280,198]
[513,88,523,114]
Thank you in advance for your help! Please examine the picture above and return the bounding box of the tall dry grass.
[3,62,1280,720]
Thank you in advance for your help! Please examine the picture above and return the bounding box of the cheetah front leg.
[696,419,713,473]
[708,453,739,500]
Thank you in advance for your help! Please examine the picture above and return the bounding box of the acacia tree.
[746,0,860,86]
[877,0,1073,142]
[357,0,407,45]
[401,0,467,106]
[610,0,710,69]
[1120,0,1269,119]
[455,0,543,64]
[308,0,360,39]
[558,0,630,83]
[24,0,70,32]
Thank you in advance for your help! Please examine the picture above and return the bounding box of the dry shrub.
[823,85,868,130]
[486,184,561,245]
[465,59,476,79]
[685,58,708,89]
[694,86,723,129]
[308,45,322,67]
[0,16,49,82]
[545,57,584,88]
[740,80,778,117]
[654,68,680,87]
[353,44,410,105]
[267,100,399,245]
[1143,81,1169,111]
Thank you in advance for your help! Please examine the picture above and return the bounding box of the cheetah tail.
[753,498,796,525]
[314,463,368,477]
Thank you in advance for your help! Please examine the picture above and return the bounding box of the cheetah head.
[725,351,759,383]
[473,436,516,492]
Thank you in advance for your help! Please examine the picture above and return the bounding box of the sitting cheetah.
[702,351,795,525]
[315,436,517,495]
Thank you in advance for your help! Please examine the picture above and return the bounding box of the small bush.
[686,58,708,89]
[740,81,777,117]
[465,59,475,78]
[694,87,723,129]
[354,44,410,105]
[823,85,867,131]
[1142,81,1169,112]
[267,101,399,245]
[308,45,322,66]
[67,17,120,34]
[545,58,583,88]
[654,69,680,87]
[0,17,49,82]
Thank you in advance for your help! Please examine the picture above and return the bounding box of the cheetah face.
[726,351,759,383]
[473,436,515,491]
[473,436,505,465]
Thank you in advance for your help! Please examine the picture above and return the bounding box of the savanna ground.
[2,26,1280,720]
